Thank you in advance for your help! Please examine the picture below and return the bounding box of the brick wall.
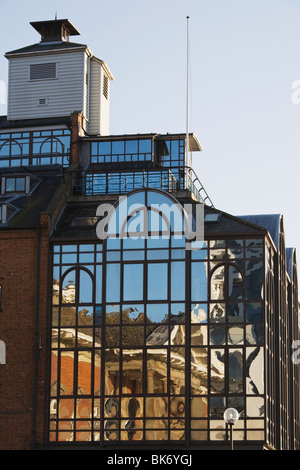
[0,221,50,449]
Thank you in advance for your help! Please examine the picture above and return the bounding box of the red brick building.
[0,17,299,451]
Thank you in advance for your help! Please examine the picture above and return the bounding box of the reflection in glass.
[170,348,185,394]
[78,351,92,395]
[246,260,263,300]
[227,240,243,259]
[170,325,185,345]
[171,262,185,300]
[246,324,264,345]
[106,304,120,324]
[79,269,93,303]
[228,303,243,322]
[77,306,93,326]
[62,269,76,303]
[191,325,207,346]
[210,266,225,300]
[191,262,208,301]
[122,304,144,323]
[122,327,144,346]
[228,265,243,299]
[246,347,264,395]
[191,303,207,323]
[228,327,244,345]
[246,247,263,258]
[105,349,120,395]
[209,326,226,345]
[210,397,226,417]
[123,264,143,301]
[60,352,74,395]
[106,264,120,302]
[246,397,264,417]
[60,328,76,348]
[170,303,185,323]
[122,349,143,393]
[146,304,168,324]
[191,348,208,395]
[210,248,226,260]
[60,306,76,326]
[190,397,208,418]
[145,397,168,417]
[210,303,225,323]
[210,349,225,393]
[246,303,263,322]
[147,349,168,394]
[148,263,168,300]
[105,327,120,347]
[228,349,243,393]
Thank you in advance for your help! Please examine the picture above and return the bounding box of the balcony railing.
[71,167,214,207]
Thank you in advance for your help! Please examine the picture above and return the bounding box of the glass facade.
[0,129,71,167]
[49,189,265,445]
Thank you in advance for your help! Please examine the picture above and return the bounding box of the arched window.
[39,137,65,165]
[60,267,94,305]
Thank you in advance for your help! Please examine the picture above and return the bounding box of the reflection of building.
[0,17,299,451]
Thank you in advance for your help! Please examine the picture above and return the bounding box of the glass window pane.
[191,303,207,323]
[191,348,208,395]
[106,264,120,302]
[228,265,243,299]
[210,266,224,300]
[191,262,208,301]
[79,270,93,303]
[228,349,243,394]
[16,177,25,191]
[246,303,263,322]
[146,349,168,394]
[210,350,225,394]
[228,303,244,322]
[246,260,263,300]
[246,347,264,394]
[62,269,76,303]
[210,303,225,323]
[148,263,168,300]
[123,264,143,301]
[146,304,168,323]
[171,261,185,301]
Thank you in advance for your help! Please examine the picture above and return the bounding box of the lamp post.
[223,408,239,450]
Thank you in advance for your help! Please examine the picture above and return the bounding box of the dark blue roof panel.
[238,214,281,249]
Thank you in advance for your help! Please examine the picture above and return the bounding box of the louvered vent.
[103,75,109,99]
[30,63,57,80]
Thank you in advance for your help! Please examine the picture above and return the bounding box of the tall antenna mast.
[186,16,190,166]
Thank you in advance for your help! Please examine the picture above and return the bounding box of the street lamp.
[223,408,239,450]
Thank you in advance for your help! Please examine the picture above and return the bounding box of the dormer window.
[5,176,26,193]
[1,174,39,195]
[0,203,17,224]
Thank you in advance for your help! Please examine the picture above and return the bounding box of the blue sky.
[1,0,300,261]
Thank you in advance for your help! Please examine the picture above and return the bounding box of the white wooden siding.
[7,50,87,121]
[99,67,110,136]
[88,58,101,135]
[88,58,110,135]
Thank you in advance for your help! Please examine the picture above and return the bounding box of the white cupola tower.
[5,18,113,135]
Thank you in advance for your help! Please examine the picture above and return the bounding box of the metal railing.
[71,166,214,207]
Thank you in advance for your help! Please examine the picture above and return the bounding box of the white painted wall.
[88,58,111,135]
[6,47,112,136]
[7,49,87,121]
